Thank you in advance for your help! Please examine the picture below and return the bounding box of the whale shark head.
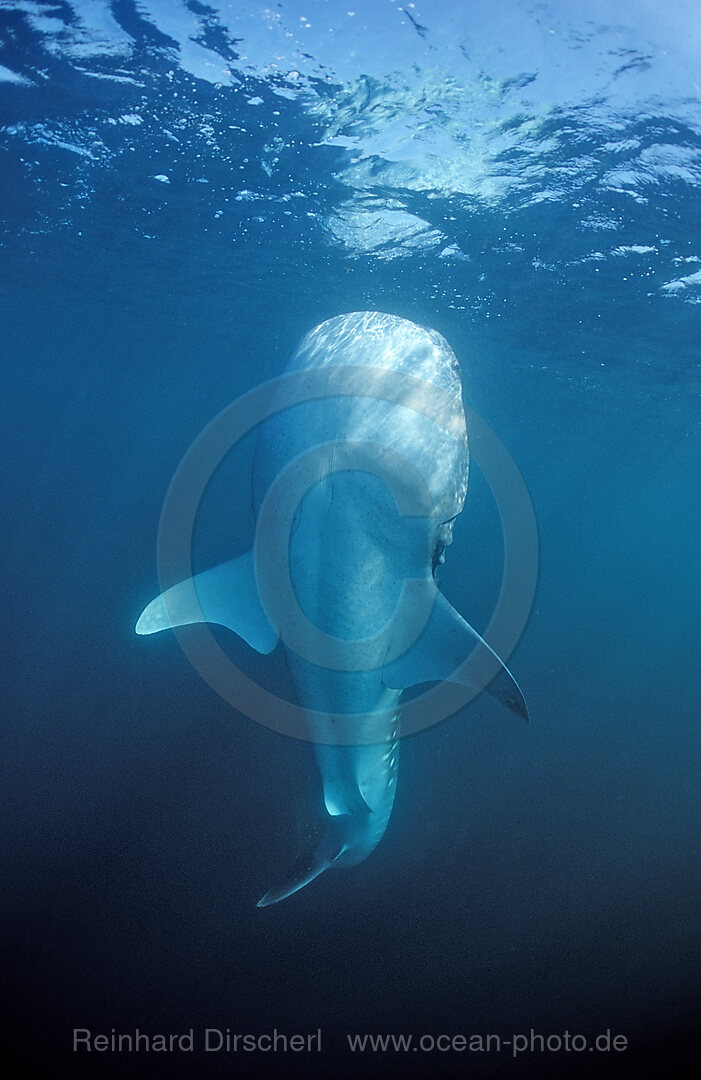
[253,311,469,534]
[251,312,470,658]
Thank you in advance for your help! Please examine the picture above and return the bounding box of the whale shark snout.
[136,312,528,906]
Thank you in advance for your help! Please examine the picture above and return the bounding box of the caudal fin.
[257,815,350,908]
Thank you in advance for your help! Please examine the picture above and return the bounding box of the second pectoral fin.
[383,590,529,722]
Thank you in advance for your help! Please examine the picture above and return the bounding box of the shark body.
[137,312,528,906]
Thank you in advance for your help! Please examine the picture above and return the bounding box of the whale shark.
[136,311,528,906]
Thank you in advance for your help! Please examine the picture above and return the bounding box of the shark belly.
[281,470,405,868]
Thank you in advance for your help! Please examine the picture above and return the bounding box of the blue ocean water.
[1,2,699,1077]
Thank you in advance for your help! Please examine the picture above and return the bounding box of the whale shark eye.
[432,542,446,576]
[432,515,458,576]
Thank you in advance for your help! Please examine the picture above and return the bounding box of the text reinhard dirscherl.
[73,1028,628,1057]
[73,1029,322,1053]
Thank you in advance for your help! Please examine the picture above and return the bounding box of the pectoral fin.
[383,591,529,722]
[135,549,278,654]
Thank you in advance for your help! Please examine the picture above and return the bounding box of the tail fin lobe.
[257,815,349,908]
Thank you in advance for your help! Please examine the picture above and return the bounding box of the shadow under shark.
[136,312,528,906]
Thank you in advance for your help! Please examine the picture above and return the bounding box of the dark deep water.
[1,2,700,1077]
